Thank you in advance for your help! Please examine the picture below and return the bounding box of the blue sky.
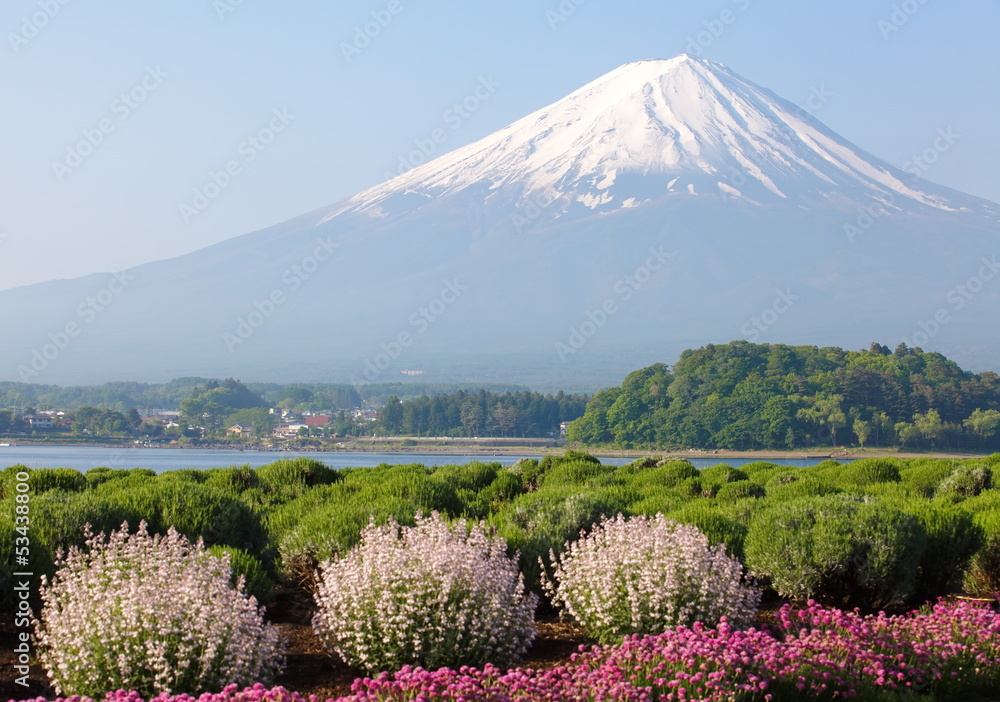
[1,0,998,291]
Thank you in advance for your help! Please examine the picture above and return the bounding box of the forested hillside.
[568,342,1000,450]
[375,389,588,438]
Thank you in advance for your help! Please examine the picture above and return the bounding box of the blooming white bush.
[35,521,284,697]
[544,513,759,643]
[312,511,537,673]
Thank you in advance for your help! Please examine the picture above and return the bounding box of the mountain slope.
[1,56,997,388]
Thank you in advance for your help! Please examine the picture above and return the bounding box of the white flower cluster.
[545,513,759,643]
[35,521,284,697]
[312,511,537,673]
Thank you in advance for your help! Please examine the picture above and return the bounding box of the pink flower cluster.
[11,601,1000,702]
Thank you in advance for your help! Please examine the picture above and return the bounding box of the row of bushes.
[23,512,1000,700]
[2,453,999,610]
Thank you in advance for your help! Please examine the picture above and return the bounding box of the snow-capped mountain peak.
[328,55,989,226]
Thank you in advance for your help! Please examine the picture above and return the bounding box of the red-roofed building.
[304,415,330,427]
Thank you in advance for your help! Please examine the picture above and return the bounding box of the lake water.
[0,445,845,473]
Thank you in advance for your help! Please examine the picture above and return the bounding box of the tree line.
[375,389,589,438]
[568,341,1000,451]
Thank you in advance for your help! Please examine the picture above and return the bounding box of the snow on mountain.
[327,55,996,226]
[1,56,998,387]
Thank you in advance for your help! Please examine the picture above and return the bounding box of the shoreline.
[0,439,988,461]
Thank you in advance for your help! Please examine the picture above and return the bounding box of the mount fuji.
[3,55,998,387]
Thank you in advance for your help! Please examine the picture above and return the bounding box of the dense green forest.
[0,378,530,413]
[568,342,1000,451]
[375,389,589,438]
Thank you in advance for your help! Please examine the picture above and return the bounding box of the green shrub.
[739,461,783,479]
[561,449,601,465]
[937,465,993,500]
[206,545,275,604]
[901,501,983,600]
[84,466,137,488]
[699,464,748,487]
[765,477,841,502]
[1,466,87,499]
[900,461,956,497]
[203,464,260,494]
[623,461,698,490]
[751,468,800,488]
[265,467,466,584]
[492,486,632,596]
[965,510,1000,597]
[538,460,618,490]
[275,494,417,581]
[624,456,665,470]
[474,470,524,516]
[0,489,141,585]
[628,492,685,518]
[505,458,541,490]
[835,458,902,488]
[667,502,749,559]
[961,489,1000,514]
[431,461,499,492]
[34,468,89,494]
[347,465,465,516]
[715,480,766,503]
[91,480,267,552]
[671,477,707,500]
[256,457,340,494]
[157,468,208,484]
[745,495,926,608]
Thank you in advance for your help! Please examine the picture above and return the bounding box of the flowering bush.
[11,601,1000,702]
[333,599,1000,702]
[34,522,284,698]
[544,513,759,643]
[312,511,537,673]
